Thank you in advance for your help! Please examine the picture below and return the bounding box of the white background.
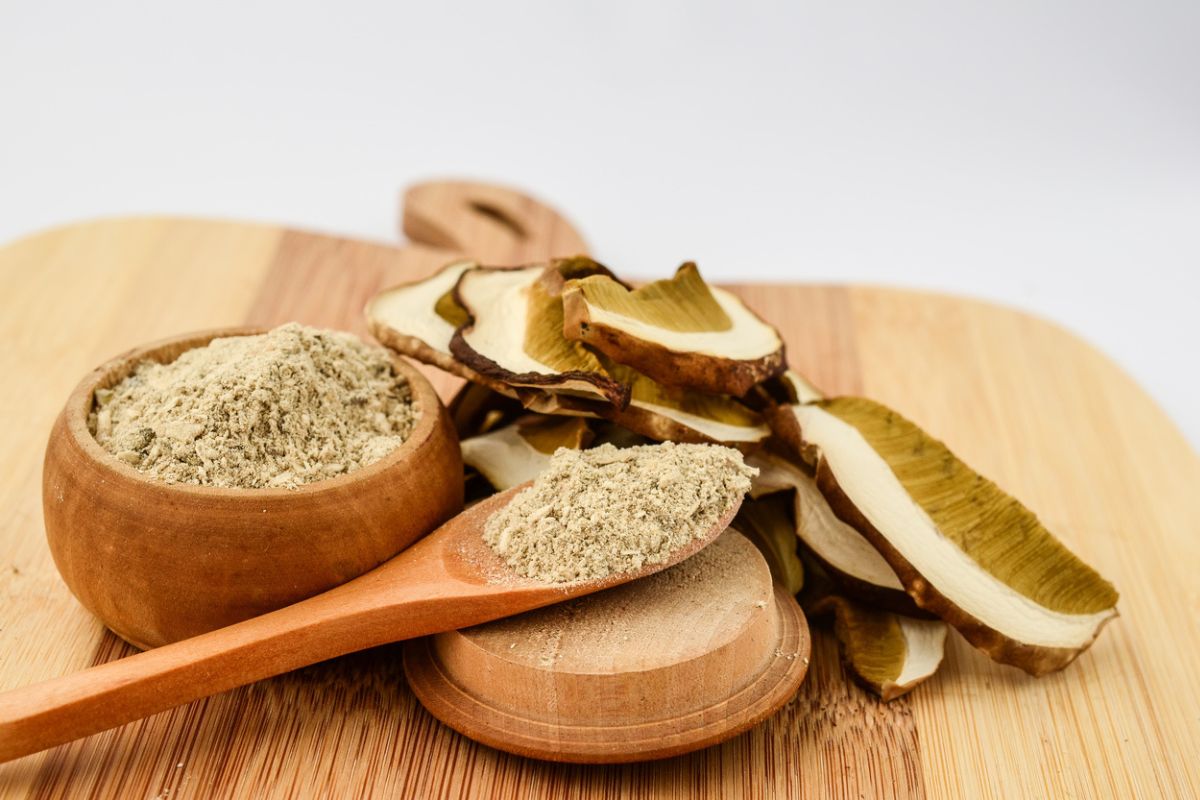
[3,2,1197,445]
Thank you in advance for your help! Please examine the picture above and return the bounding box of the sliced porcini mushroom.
[461,415,593,492]
[511,388,606,418]
[543,254,631,287]
[447,382,525,439]
[450,263,630,406]
[811,594,947,702]
[365,260,481,380]
[794,463,924,616]
[515,414,593,455]
[776,397,1119,675]
[732,490,805,594]
[745,449,809,499]
[779,370,824,405]
[601,360,771,448]
[588,420,655,449]
[747,451,921,615]
[745,369,825,410]
[561,262,786,396]
[367,261,609,412]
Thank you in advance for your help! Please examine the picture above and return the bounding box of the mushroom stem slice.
[561,262,786,396]
[777,397,1119,675]
[811,594,947,702]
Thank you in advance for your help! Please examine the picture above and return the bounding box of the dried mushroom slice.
[745,450,809,499]
[588,420,655,450]
[513,389,606,418]
[544,254,631,287]
[732,491,805,594]
[775,397,1119,675]
[747,451,920,615]
[447,382,525,440]
[745,369,825,410]
[779,370,824,405]
[812,595,947,702]
[461,415,592,492]
[603,361,770,448]
[561,262,786,396]
[451,264,630,406]
[365,260,481,380]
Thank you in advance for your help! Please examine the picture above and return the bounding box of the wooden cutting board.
[0,182,1196,798]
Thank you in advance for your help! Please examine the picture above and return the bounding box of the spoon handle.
[0,546,480,763]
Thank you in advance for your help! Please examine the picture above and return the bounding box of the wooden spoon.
[0,485,740,763]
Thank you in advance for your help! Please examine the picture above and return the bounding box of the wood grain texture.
[0,210,1196,796]
[3,483,739,764]
[402,181,589,266]
[404,531,810,763]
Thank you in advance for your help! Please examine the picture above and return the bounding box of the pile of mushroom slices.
[366,256,1118,701]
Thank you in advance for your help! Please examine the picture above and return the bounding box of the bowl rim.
[63,325,446,499]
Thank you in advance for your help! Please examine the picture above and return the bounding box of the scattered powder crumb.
[89,323,418,489]
[483,442,756,583]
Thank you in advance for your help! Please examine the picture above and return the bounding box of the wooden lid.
[404,531,810,763]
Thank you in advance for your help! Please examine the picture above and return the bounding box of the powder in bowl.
[89,323,418,489]
[482,442,756,583]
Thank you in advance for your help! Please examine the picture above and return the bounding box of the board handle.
[403,181,589,265]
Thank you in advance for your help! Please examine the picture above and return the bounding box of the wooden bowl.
[42,327,463,650]
[403,531,810,763]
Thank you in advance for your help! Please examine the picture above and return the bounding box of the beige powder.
[90,323,418,489]
[483,442,756,583]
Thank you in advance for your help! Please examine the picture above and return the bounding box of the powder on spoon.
[483,442,756,583]
[89,323,418,489]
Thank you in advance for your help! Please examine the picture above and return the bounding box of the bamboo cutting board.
[0,182,1196,798]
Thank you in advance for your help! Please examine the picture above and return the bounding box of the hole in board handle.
[468,201,528,241]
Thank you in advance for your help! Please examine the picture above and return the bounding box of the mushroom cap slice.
[561,262,786,396]
[365,259,483,382]
[366,261,591,411]
[747,451,922,615]
[451,264,630,406]
[811,594,947,702]
[461,415,593,492]
[600,360,770,449]
[773,397,1119,675]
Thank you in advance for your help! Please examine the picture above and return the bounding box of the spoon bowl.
[0,484,743,762]
[42,327,464,648]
